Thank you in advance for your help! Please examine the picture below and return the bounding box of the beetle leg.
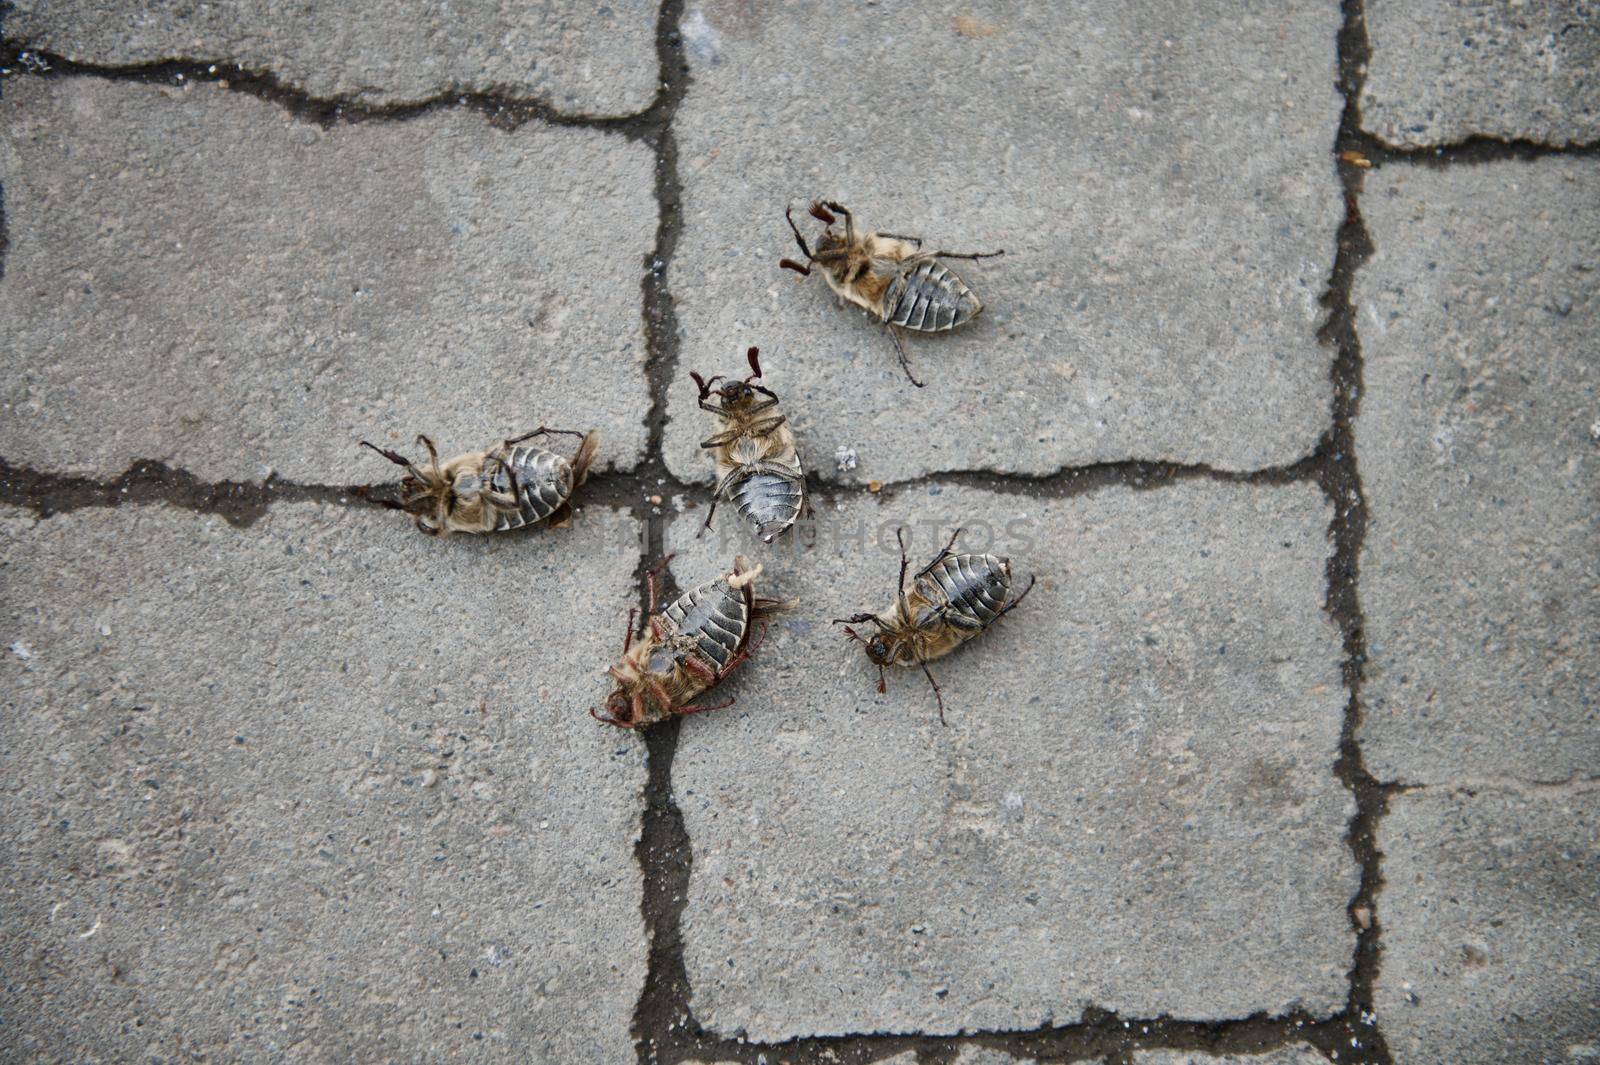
[929,248,1004,261]
[784,205,815,260]
[819,200,855,245]
[621,607,638,653]
[698,497,721,538]
[645,679,675,715]
[917,659,948,726]
[886,327,925,388]
[991,575,1039,623]
[745,414,788,438]
[915,527,964,579]
[590,704,629,727]
[675,695,736,717]
[679,655,719,684]
[503,425,586,447]
[645,554,675,614]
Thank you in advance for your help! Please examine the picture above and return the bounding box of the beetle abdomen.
[663,574,750,674]
[730,471,803,543]
[883,259,982,332]
[486,445,572,531]
[918,553,1011,629]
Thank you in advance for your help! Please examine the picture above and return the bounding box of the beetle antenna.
[745,346,762,382]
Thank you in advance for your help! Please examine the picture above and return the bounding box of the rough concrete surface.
[0,78,654,482]
[1132,1048,1329,1065]
[665,482,1354,1039]
[5,0,662,116]
[1376,786,1600,1065]
[1355,161,1599,785]
[662,0,1343,485]
[1362,0,1600,147]
[0,502,647,1062]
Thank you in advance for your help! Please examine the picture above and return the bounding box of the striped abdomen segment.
[915,553,1012,630]
[485,445,573,531]
[730,471,803,544]
[662,574,750,675]
[883,259,982,332]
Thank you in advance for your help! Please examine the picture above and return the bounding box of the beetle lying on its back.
[780,200,1002,387]
[835,527,1035,724]
[690,345,806,544]
[594,555,788,729]
[360,426,600,536]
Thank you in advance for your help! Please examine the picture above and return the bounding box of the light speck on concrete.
[1376,785,1600,1065]
[6,0,662,116]
[1131,1048,1328,1064]
[663,0,1343,485]
[1362,0,1600,147]
[666,482,1353,1039]
[1355,161,1599,785]
[0,502,647,1063]
[0,78,654,482]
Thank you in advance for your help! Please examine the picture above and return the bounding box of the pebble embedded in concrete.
[663,0,1344,485]
[1361,0,1600,147]
[1376,785,1600,1065]
[954,1046,1040,1064]
[666,482,1354,1039]
[0,78,655,482]
[1131,1048,1328,1065]
[5,0,662,115]
[1355,160,1600,785]
[0,502,647,1063]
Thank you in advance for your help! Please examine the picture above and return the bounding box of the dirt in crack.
[0,44,656,132]
[0,458,368,526]
[623,0,702,1062]
[1297,1,1390,1062]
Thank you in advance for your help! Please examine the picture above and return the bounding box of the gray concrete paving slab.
[1132,1048,1328,1065]
[1362,0,1600,147]
[1376,785,1600,1065]
[5,0,662,116]
[0,78,654,482]
[662,0,1344,486]
[0,502,647,1063]
[1354,161,1599,785]
[664,481,1354,1039]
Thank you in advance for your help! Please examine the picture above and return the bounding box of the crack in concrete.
[0,452,1325,525]
[621,3,698,1064]
[0,45,658,134]
[1303,3,1391,1063]
[1352,131,1600,166]
[0,457,657,527]
[1387,776,1600,798]
[0,457,356,526]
